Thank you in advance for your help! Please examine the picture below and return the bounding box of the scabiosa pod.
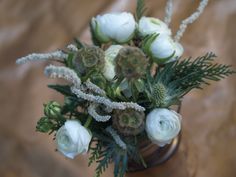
[91,12,136,43]
[112,109,145,136]
[73,46,105,75]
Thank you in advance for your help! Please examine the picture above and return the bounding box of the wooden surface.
[0,0,236,177]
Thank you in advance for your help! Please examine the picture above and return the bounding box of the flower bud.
[103,45,123,81]
[36,117,54,133]
[143,34,184,64]
[145,108,181,147]
[56,120,92,159]
[138,17,171,37]
[91,12,136,43]
[44,101,61,119]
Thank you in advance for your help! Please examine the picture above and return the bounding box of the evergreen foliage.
[135,0,147,21]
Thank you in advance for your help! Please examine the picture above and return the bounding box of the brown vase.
[127,104,182,172]
[127,132,181,172]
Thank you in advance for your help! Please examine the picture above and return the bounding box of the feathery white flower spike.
[106,126,127,150]
[16,50,67,64]
[164,0,174,26]
[174,0,209,42]
[66,44,78,52]
[44,65,81,88]
[71,87,145,112]
[84,80,106,95]
[88,104,111,122]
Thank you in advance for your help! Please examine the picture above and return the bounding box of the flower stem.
[84,116,93,128]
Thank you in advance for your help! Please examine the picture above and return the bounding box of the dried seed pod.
[115,47,148,80]
[73,46,105,74]
[112,109,145,136]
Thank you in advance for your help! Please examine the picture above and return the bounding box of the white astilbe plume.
[106,126,127,150]
[44,65,81,88]
[164,0,174,26]
[71,87,145,111]
[88,103,111,122]
[85,80,106,95]
[16,50,68,64]
[174,0,209,42]
[66,44,78,52]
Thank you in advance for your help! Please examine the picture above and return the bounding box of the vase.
[127,133,181,172]
[127,104,182,172]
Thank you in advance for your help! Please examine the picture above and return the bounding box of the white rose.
[138,17,171,37]
[91,12,136,43]
[103,45,123,81]
[143,34,184,64]
[56,120,92,159]
[145,108,181,147]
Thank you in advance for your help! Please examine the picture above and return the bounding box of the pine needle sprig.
[170,52,235,89]
[88,140,103,166]
[144,52,235,108]
[95,144,114,177]
[135,0,147,21]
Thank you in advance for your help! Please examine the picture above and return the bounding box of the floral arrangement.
[16,0,235,177]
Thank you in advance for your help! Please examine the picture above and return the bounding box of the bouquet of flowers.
[16,0,235,177]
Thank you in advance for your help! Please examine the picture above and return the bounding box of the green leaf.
[135,0,147,21]
[89,19,102,47]
[48,84,74,96]
[74,38,84,49]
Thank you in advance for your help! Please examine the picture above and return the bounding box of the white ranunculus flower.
[168,42,184,63]
[91,12,136,43]
[138,17,171,37]
[145,108,181,147]
[103,45,123,80]
[144,34,184,64]
[56,120,92,159]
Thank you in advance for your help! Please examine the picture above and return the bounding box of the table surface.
[0,1,236,177]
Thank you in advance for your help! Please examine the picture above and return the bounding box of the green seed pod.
[153,83,167,106]
[112,109,145,136]
[44,101,61,119]
[115,47,149,80]
[73,46,105,74]
[36,117,54,133]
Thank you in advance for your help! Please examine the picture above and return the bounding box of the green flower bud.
[36,117,54,133]
[112,109,145,136]
[44,101,62,119]
[153,83,167,107]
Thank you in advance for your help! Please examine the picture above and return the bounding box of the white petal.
[139,17,171,36]
[150,35,175,59]
[64,120,82,144]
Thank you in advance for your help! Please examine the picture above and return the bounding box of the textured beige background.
[0,0,236,177]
